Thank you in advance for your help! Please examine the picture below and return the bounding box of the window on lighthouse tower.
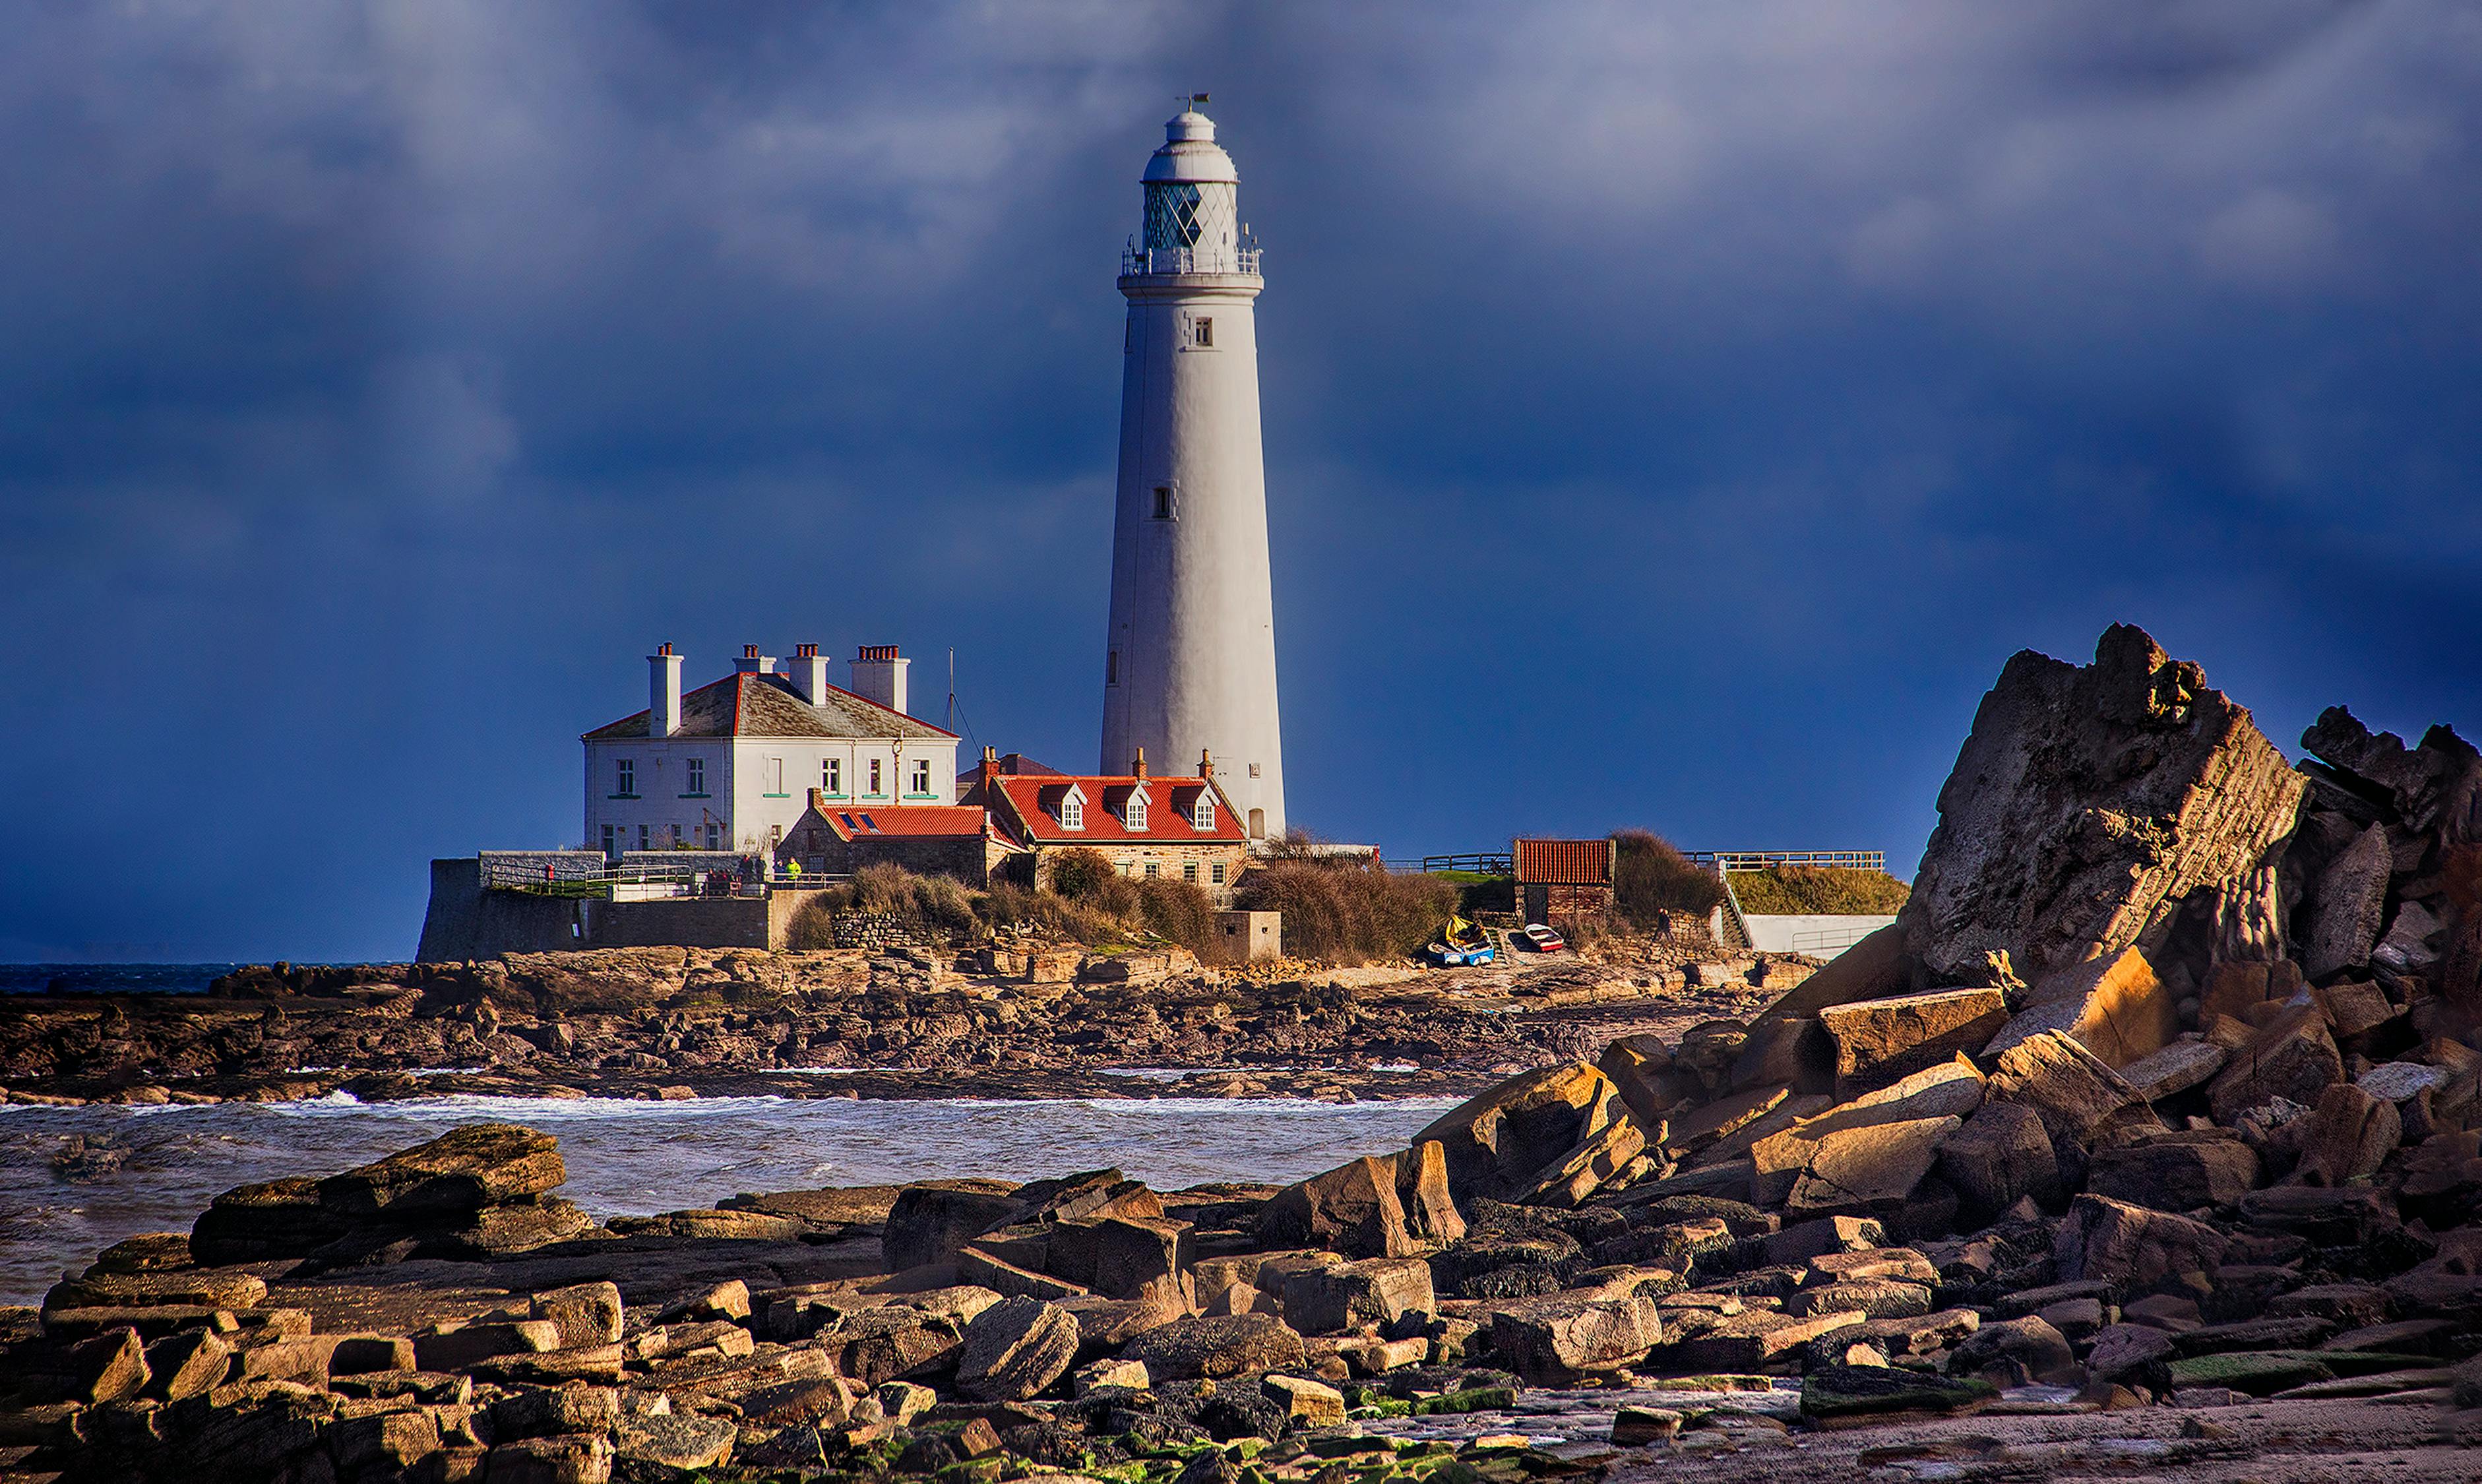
[1193,318,1214,348]
[1152,487,1173,519]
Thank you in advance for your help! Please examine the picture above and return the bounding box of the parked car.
[1520,923,1566,953]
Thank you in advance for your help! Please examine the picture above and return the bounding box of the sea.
[1,964,239,996]
[0,964,1460,1305]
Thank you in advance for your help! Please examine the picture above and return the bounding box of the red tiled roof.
[1513,838,1613,886]
[988,772,1247,845]
[813,805,991,841]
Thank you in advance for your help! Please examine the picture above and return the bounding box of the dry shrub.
[1727,865,1911,915]
[787,862,979,947]
[1611,830,1724,925]
[1137,877,1217,953]
[1235,860,1458,965]
[1047,847,1140,917]
[976,881,1134,948]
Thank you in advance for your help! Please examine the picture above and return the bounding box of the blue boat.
[1427,916,1496,967]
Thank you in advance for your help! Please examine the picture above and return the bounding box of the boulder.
[617,1413,735,1471]
[2207,1008,2344,1124]
[1393,1141,1466,1245]
[1900,625,2305,985]
[1123,1314,1306,1382]
[1051,1215,1192,1308]
[1750,1059,1986,1205]
[140,1329,230,1402]
[1816,989,2008,1096]
[415,1319,561,1372]
[2118,1040,2229,1101]
[883,1183,1028,1272]
[2312,979,2397,1040]
[1948,1315,2080,1386]
[1785,1116,1962,1217]
[316,1124,565,1217]
[1258,1157,1414,1258]
[1987,1030,2163,1159]
[1933,1100,2063,1225]
[34,1327,149,1405]
[1260,1374,1346,1426]
[2291,1084,2402,1187]
[532,1282,625,1348]
[1983,947,2178,1070]
[1280,1258,1435,1335]
[2304,824,2391,980]
[2085,1322,2178,1384]
[1599,1036,1698,1124]
[1412,1061,1623,1200]
[956,1297,1080,1402]
[2300,705,2482,837]
[1490,1294,1663,1383]
[1510,1115,1646,1208]
[2087,1134,2259,1211]
[2053,1194,2229,1288]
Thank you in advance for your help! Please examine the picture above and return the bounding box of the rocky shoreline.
[10,624,2482,1483]
[0,946,1790,1109]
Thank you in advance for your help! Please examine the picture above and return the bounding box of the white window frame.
[1193,795,1215,830]
[615,757,635,796]
[685,757,704,795]
[1125,791,1148,831]
[911,758,931,795]
[868,757,884,795]
[1059,786,1086,831]
[824,757,842,795]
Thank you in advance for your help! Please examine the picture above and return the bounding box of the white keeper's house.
[582,643,958,858]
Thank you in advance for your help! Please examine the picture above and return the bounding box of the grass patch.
[1727,865,1911,915]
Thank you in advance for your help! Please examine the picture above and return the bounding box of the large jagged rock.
[2300,706,2482,842]
[1983,947,2178,1070]
[1258,1157,1414,1258]
[1816,989,2006,1096]
[1412,1062,1624,1202]
[317,1124,565,1216]
[955,1297,1080,1402]
[2053,1194,2229,1287]
[1900,625,2305,985]
[2303,823,2391,981]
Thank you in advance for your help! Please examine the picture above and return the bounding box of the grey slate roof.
[582,673,954,742]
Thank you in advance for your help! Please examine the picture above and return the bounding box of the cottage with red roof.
[583,643,958,859]
[774,795,1011,887]
[973,746,1249,898]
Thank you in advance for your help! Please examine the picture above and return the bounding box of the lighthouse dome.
[1142,107,1239,185]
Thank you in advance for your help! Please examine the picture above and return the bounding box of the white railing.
[1121,245,1261,276]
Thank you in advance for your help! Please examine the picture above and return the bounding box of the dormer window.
[1058,787,1086,831]
[1192,794,1215,830]
[1125,793,1148,831]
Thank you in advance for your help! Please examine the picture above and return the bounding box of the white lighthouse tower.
[1100,98,1286,841]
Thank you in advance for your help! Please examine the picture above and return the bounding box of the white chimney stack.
[733,643,778,677]
[648,644,682,738]
[790,643,830,706]
[850,644,910,716]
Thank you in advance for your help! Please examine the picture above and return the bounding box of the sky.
[3,1,2479,963]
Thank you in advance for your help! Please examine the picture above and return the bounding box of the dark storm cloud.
[3,1,2477,958]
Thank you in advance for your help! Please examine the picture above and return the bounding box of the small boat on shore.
[1427,916,1496,967]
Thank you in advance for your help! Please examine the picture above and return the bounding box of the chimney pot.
[1132,747,1148,780]
[790,644,831,705]
[1198,748,1213,778]
[849,646,911,716]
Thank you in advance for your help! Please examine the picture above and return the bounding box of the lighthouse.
[1100,98,1286,841]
